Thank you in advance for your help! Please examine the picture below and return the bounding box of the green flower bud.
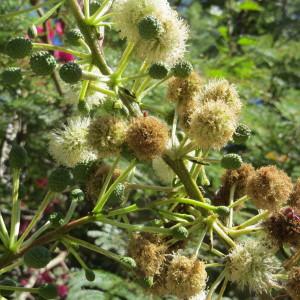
[77,101,90,115]
[24,246,51,269]
[138,16,162,40]
[149,62,169,79]
[72,162,92,184]
[49,212,64,227]
[172,226,189,240]
[9,144,27,169]
[66,29,83,45]
[89,0,101,15]
[48,167,73,192]
[215,206,230,217]
[140,276,154,288]
[38,284,58,299]
[172,61,193,78]
[30,51,57,75]
[85,269,96,282]
[233,124,251,144]
[0,279,17,297]
[59,62,82,84]
[2,67,22,85]
[27,25,38,39]
[6,37,32,58]
[221,153,243,170]
[120,256,137,269]
[70,188,85,202]
[108,183,125,206]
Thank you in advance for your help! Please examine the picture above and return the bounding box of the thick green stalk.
[233,210,269,230]
[9,169,21,250]
[68,0,111,74]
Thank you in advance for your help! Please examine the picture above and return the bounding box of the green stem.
[0,285,38,293]
[89,83,116,96]
[63,240,88,269]
[228,226,264,238]
[63,200,78,225]
[93,159,136,213]
[163,155,205,203]
[79,64,93,102]
[86,0,111,23]
[107,204,140,217]
[84,0,90,18]
[94,12,115,23]
[125,183,174,192]
[113,42,135,79]
[233,210,269,230]
[217,277,228,300]
[213,222,236,248]
[0,0,60,18]
[64,234,124,263]
[205,263,225,268]
[9,169,21,250]
[121,73,148,82]
[227,184,236,228]
[16,191,55,249]
[228,195,248,208]
[195,225,208,256]
[132,61,149,93]
[32,43,90,59]
[68,0,111,74]
[139,74,172,98]
[206,270,226,300]
[22,221,51,249]
[0,260,22,276]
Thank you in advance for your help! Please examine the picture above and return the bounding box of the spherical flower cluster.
[198,78,242,115]
[111,0,189,64]
[290,178,300,208]
[126,116,169,160]
[189,100,237,150]
[287,267,300,300]
[87,116,128,158]
[49,118,96,168]
[167,71,204,103]
[165,255,207,299]
[128,233,167,277]
[215,163,255,206]
[226,239,279,294]
[264,207,300,247]
[246,165,293,211]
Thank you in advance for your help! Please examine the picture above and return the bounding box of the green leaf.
[237,36,257,46]
[67,270,157,300]
[238,0,263,12]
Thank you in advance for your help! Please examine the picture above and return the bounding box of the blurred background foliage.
[0,0,300,299]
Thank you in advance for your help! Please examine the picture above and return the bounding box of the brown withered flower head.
[167,71,203,103]
[286,267,300,300]
[177,97,198,132]
[126,116,169,160]
[290,178,300,208]
[128,233,167,277]
[246,165,293,211]
[264,207,300,247]
[215,163,255,206]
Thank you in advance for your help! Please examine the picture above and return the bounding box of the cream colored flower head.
[49,118,96,168]
[189,100,237,150]
[199,79,242,115]
[112,0,189,64]
[226,238,279,294]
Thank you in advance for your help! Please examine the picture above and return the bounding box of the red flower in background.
[35,177,48,188]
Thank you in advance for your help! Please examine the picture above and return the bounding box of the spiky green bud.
[2,67,22,85]
[215,206,230,217]
[70,188,85,202]
[172,61,193,78]
[138,16,162,40]
[172,226,189,239]
[48,167,73,192]
[221,153,243,170]
[141,276,154,288]
[24,246,51,269]
[108,183,125,206]
[233,124,251,144]
[72,162,92,184]
[85,269,96,282]
[66,29,83,45]
[149,62,169,79]
[30,51,57,75]
[59,62,82,84]
[6,37,32,58]
[9,144,27,169]
[27,25,38,39]
[38,284,58,299]
[49,212,64,227]
[0,279,17,297]
[120,256,137,269]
